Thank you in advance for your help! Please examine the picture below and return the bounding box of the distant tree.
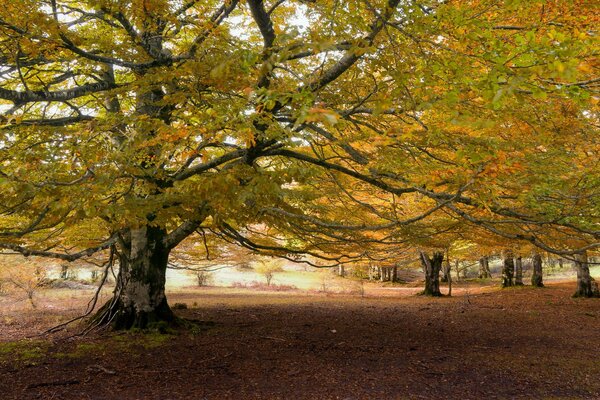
[419,251,444,297]
[255,260,283,287]
[478,256,492,279]
[531,253,544,288]
[573,252,599,298]
[502,250,515,288]
[514,256,524,286]
[195,270,213,287]
[0,256,48,308]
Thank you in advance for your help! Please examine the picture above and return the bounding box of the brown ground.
[1,282,599,400]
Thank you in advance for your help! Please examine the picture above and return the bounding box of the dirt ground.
[1,281,599,400]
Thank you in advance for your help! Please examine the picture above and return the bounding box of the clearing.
[0,282,599,399]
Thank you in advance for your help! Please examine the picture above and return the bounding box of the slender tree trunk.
[515,256,524,286]
[502,250,515,288]
[338,265,345,277]
[94,226,174,330]
[420,251,443,297]
[573,252,599,298]
[454,260,460,282]
[391,265,397,282]
[558,258,564,269]
[446,260,453,297]
[531,253,544,288]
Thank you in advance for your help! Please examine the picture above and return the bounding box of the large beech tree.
[1,0,598,328]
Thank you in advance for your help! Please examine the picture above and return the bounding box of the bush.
[254,259,283,286]
[0,261,49,308]
[195,270,213,287]
[230,281,297,292]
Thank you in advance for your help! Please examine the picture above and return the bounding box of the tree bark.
[454,260,460,282]
[338,265,345,277]
[531,253,544,288]
[94,226,175,330]
[420,251,443,297]
[446,260,452,297]
[573,252,599,298]
[441,259,450,283]
[391,265,397,282]
[515,256,524,286]
[502,250,515,288]
[483,256,492,278]
[479,256,491,279]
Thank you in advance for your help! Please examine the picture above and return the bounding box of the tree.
[573,252,599,298]
[1,1,597,328]
[419,251,444,297]
[478,256,492,279]
[514,256,524,286]
[255,259,283,287]
[501,250,515,288]
[531,253,544,288]
[0,255,48,308]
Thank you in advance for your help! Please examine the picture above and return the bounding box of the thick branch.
[0,236,117,262]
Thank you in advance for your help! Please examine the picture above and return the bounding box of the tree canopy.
[0,0,598,327]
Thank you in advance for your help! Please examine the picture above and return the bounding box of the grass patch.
[54,331,176,360]
[0,340,48,364]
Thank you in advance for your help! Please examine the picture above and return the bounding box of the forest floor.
[0,281,599,399]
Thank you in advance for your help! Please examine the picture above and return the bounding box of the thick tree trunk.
[502,250,515,288]
[515,256,524,286]
[531,253,544,288]
[391,265,397,282]
[94,226,174,330]
[420,251,443,297]
[573,252,599,298]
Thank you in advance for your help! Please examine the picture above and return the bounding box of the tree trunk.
[454,260,460,282]
[573,252,599,298]
[502,250,515,288]
[531,253,544,288]
[441,259,450,283]
[94,226,174,330]
[483,256,492,278]
[446,260,452,297]
[420,251,443,297]
[478,257,485,279]
[558,258,564,269]
[514,256,524,286]
[391,265,397,282]
[338,265,345,277]
[479,256,491,279]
